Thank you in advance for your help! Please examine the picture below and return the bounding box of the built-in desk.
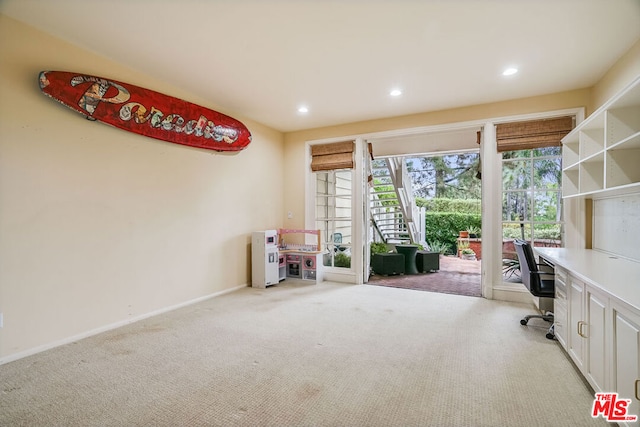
[535,248,640,310]
[535,248,640,425]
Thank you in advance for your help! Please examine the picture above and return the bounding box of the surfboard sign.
[38,71,252,152]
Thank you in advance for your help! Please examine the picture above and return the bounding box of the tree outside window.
[502,147,563,259]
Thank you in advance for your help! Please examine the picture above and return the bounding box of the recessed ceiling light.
[390,89,402,97]
[502,67,518,76]
[298,106,309,113]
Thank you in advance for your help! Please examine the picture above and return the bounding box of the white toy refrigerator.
[251,230,280,288]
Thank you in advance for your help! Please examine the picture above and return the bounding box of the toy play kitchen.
[251,229,323,288]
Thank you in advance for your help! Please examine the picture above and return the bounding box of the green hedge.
[424,212,481,255]
[416,197,481,214]
[502,223,561,240]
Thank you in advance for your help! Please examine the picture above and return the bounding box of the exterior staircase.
[369,158,422,245]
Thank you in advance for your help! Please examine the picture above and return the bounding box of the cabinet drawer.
[553,267,569,351]
[556,268,567,284]
[555,277,567,301]
[554,300,568,350]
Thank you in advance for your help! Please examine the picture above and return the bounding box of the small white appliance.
[251,230,279,288]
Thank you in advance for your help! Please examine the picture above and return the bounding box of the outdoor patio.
[367,255,482,297]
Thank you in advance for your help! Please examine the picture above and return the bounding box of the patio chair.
[332,233,347,252]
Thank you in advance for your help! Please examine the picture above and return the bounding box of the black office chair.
[514,239,555,340]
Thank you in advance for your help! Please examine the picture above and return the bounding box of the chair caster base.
[546,323,555,340]
[521,316,556,340]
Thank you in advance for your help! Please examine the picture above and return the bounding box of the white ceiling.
[2,0,640,133]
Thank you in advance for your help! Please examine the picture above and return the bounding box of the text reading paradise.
[70,75,239,144]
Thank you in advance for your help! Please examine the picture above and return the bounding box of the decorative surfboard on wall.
[38,71,252,152]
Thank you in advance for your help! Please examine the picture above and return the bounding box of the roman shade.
[310,141,355,171]
[496,116,574,152]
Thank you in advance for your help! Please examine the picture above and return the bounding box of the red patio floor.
[367,255,482,297]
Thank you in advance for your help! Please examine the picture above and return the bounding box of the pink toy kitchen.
[251,229,324,288]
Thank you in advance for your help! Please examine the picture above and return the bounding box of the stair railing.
[385,158,420,244]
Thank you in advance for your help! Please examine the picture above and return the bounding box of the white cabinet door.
[568,278,609,392]
[568,276,586,371]
[585,285,608,392]
[612,301,640,427]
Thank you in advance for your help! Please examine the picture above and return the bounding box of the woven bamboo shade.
[496,116,574,152]
[310,141,355,171]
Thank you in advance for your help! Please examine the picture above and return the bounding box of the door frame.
[304,107,583,304]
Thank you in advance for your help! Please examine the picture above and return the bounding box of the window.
[316,170,352,268]
[502,147,563,268]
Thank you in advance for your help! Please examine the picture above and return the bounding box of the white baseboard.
[322,270,357,284]
[0,284,248,366]
[492,283,534,304]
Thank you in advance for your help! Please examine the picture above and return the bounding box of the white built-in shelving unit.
[562,75,640,199]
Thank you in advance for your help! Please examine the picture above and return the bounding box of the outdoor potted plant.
[426,240,448,256]
[461,248,476,260]
[457,239,470,257]
[467,226,481,239]
[370,242,389,260]
[502,257,520,279]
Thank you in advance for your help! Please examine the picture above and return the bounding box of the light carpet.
[0,281,607,426]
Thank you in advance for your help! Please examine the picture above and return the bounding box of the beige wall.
[0,15,285,361]
[590,39,640,113]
